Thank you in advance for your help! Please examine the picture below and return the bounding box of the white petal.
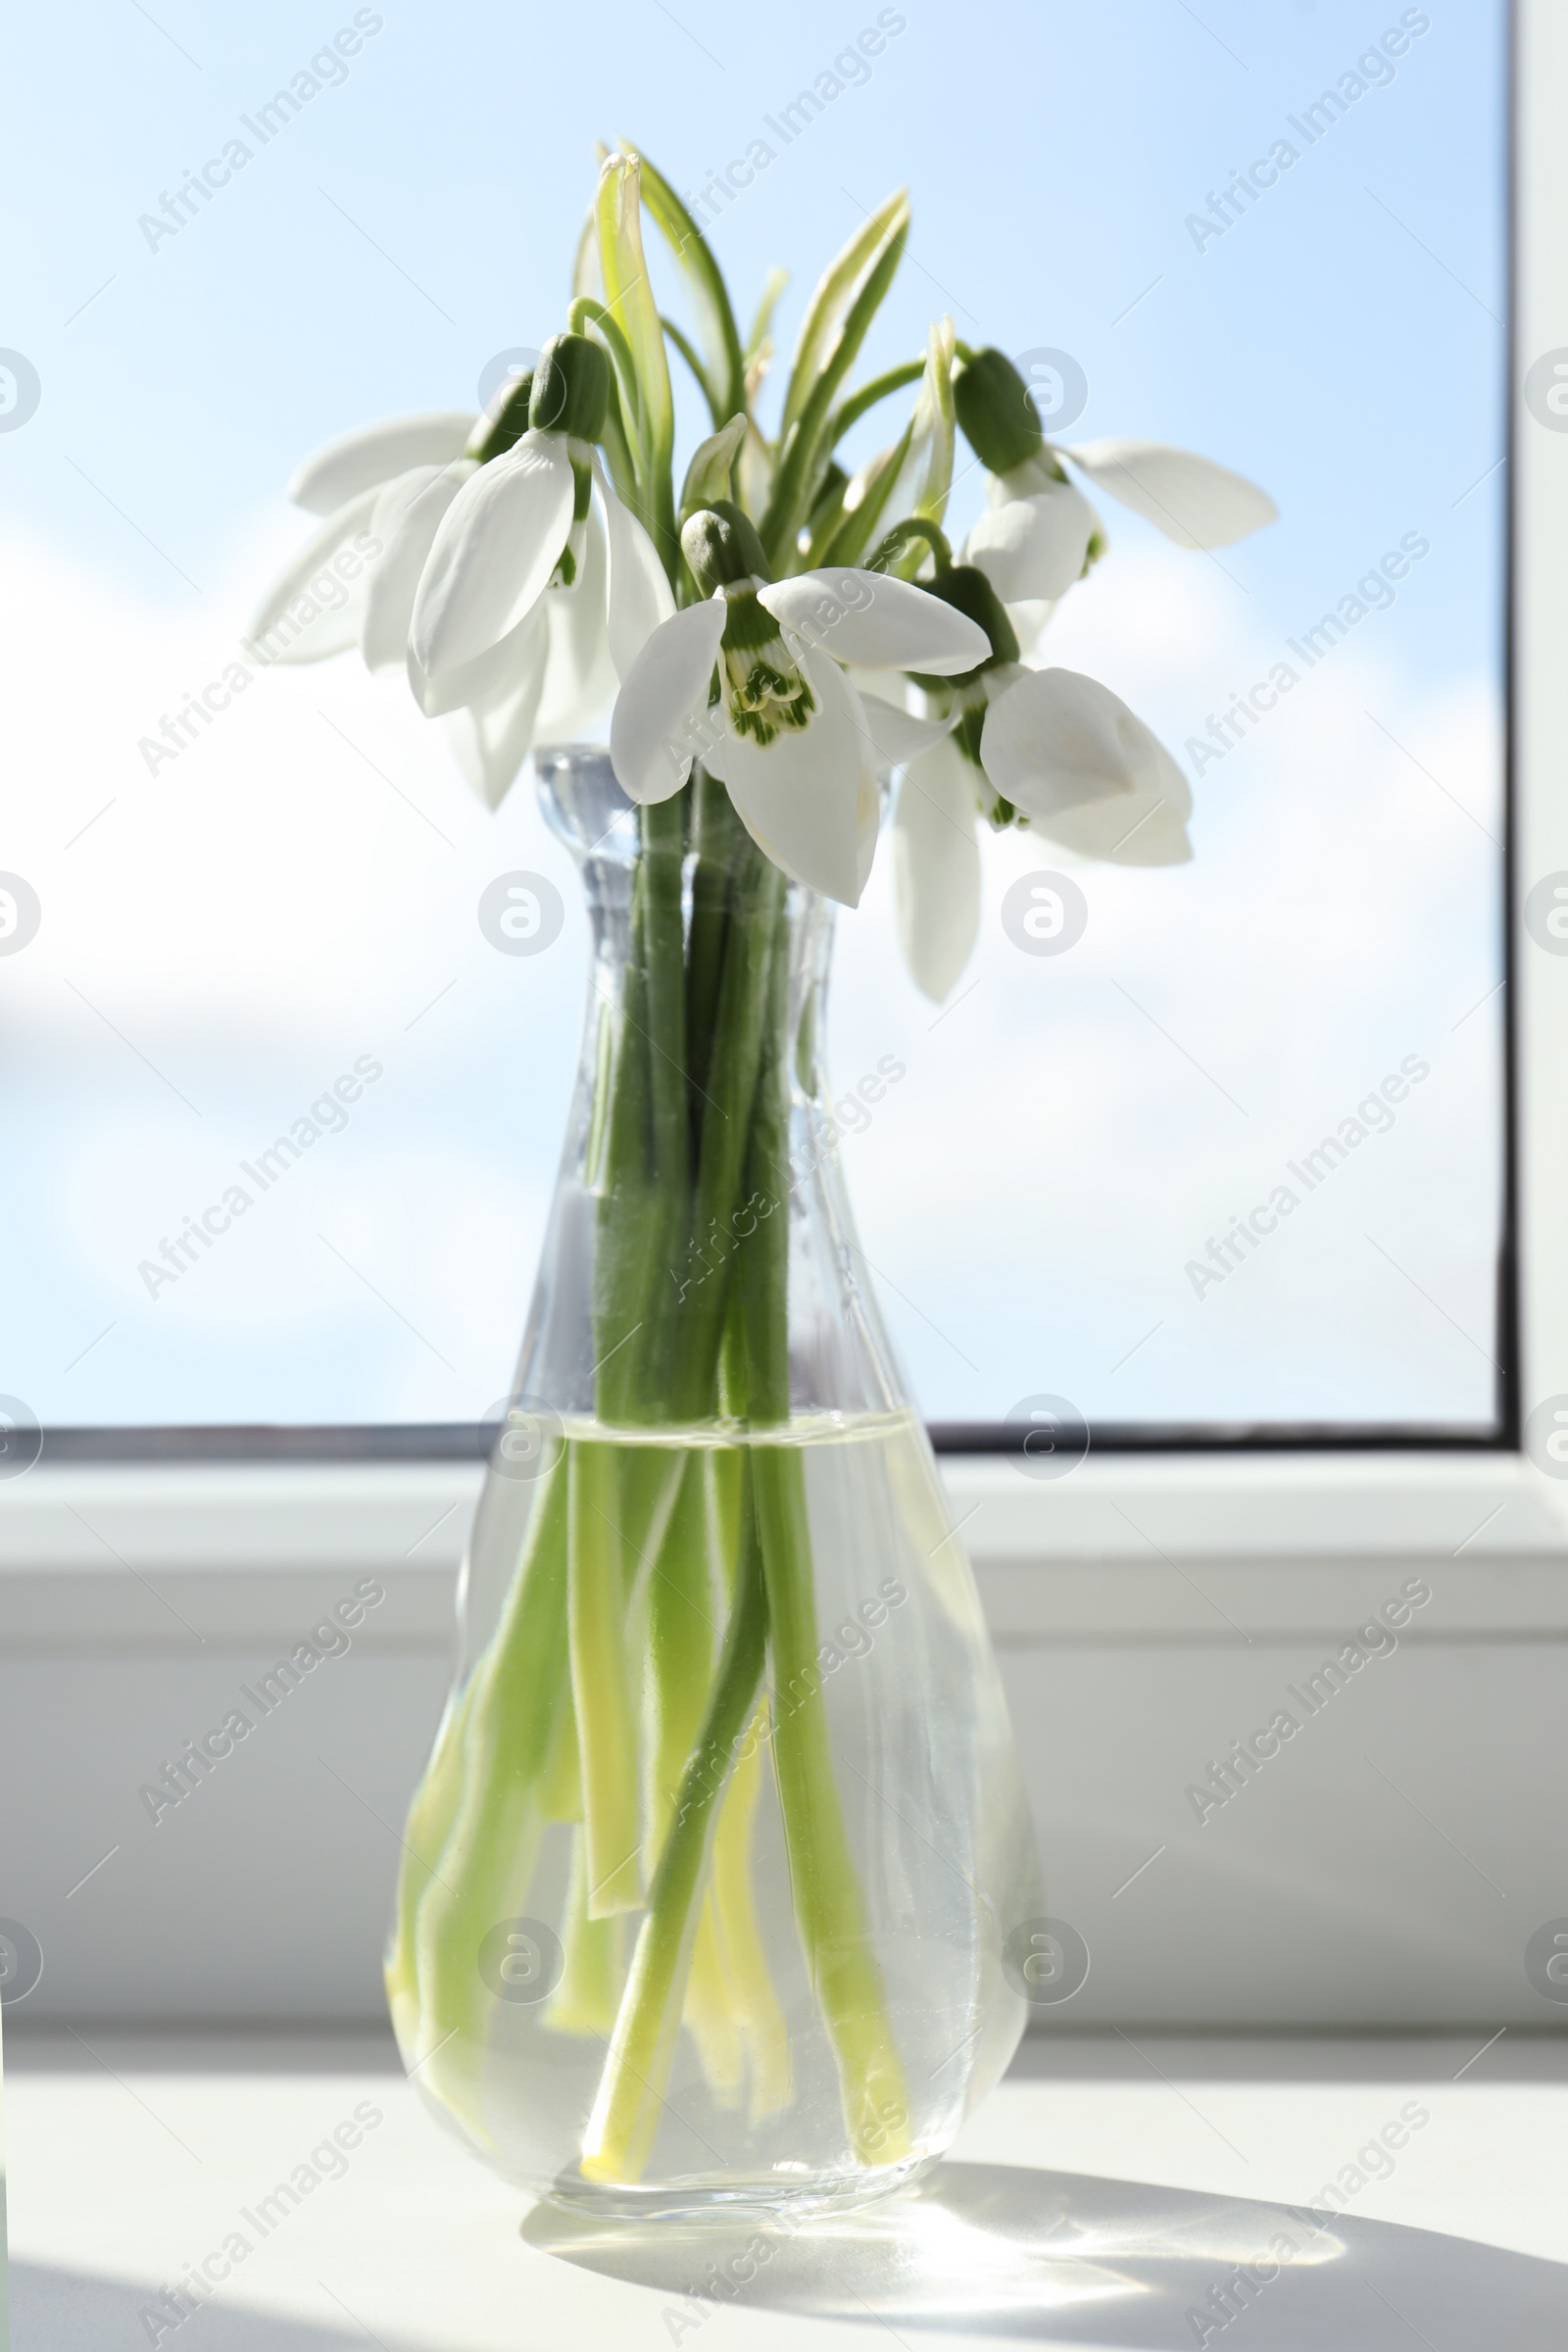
[609,600,726,804]
[411,431,574,677]
[442,654,549,812]
[535,505,617,743]
[599,468,676,678]
[1061,439,1277,548]
[855,761,881,903]
[980,666,1193,865]
[722,653,873,907]
[246,488,379,665]
[361,462,477,672]
[894,737,982,1002]
[1029,729,1194,865]
[857,692,957,771]
[289,412,476,514]
[1034,783,1193,865]
[758,570,988,676]
[962,480,1098,603]
[406,603,548,718]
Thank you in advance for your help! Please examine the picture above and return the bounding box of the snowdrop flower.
[891,561,1191,1000]
[248,409,477,667]
[953,346,1276,612]
[610,504,986,906]
[250,335,672,808]
[409,332,671,692]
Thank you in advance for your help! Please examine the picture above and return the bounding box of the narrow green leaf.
[777,191,908,448]
[571,204,602,304]
[827,358,926,449]
[760,207,909,568]
[596,152,677,571]
[876,316,957,576]
[746,267,789,365]
[634,151,747,429]
[819,425,914,569]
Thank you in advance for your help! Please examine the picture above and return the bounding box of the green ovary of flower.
[722,638,815,745]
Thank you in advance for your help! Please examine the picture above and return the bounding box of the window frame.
[17,0,1540,1470]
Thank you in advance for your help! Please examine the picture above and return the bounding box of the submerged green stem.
[581,1464,769,2181]
[568,1442,644,1916]
[742,943,912,2167]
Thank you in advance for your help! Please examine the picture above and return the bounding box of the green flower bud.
[529,332,611,440]
[953,348,1043,479]
[907,563,1018,685]
[466,371,534,464]
[681,501,771,596]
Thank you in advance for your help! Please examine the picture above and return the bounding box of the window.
[2,3,1507,1443]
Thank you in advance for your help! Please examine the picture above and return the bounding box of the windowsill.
[1,1447,1564,1649]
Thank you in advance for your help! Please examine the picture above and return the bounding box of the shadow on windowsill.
[525,2160,1568,2346]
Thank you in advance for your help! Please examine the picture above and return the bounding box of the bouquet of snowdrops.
[255,149,1273,2198]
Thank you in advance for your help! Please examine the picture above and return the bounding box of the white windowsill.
[2,1447,1564,1650]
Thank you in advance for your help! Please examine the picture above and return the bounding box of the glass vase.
[387,745,1041,2219]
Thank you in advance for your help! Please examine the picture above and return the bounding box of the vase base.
[534,2149,939,2230]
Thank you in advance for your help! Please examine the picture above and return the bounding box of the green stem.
[395,1462,570,2104]
[568,1441,643,1916]
[670,854,786,1421]
[865,514,954,576]
[742,945,912,2167]
[567,296,644,443]
[685,766,745,1111]
[645,1450,716,1862]
[547,1830,624,2035]
[594,893,655,1426]
[751,1447,911,2164]
[580,1465,769,2181]
[595,798,690,1426]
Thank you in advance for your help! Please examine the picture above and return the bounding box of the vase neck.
[515,745,905,1433]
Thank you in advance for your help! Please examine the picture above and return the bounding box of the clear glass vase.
[387,746,1041,2220]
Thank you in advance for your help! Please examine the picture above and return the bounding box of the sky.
[0,0,1507,1433]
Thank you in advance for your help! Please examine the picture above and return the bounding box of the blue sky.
[0,0,1508,1430]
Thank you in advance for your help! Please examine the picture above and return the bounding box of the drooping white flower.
[893,733,981,1002]
[249,412,479,668]
[893,662,1191,1002]
[410,429,583,679]
[250,336,673,811]
[962,438,1276,608]
[962,454,1102,604]
[980,665,1192,861]
[441,497,619,809]
[610,541,987,906]
[952,344,1276,620]
[287,412,477,514]
[1059,438,1278,551]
